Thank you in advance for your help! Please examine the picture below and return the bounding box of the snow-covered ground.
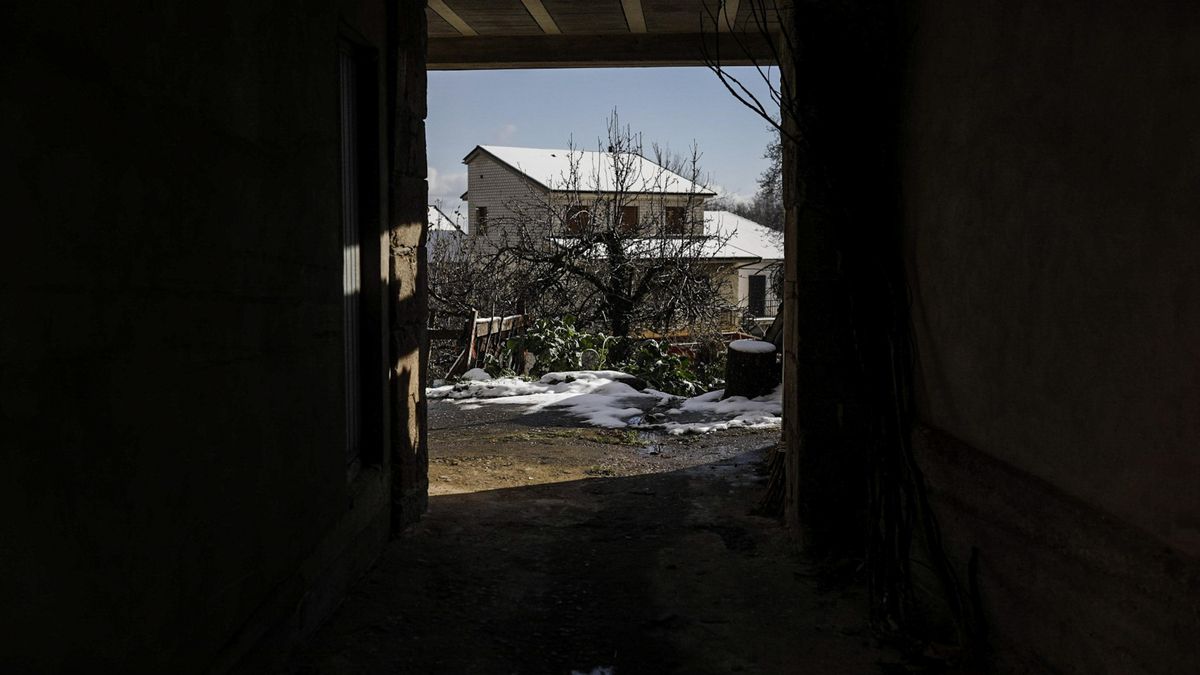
[427,369,782,435]
[657,387,782,435]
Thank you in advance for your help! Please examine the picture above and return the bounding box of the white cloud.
[495,123,518,144]
[427,166,468,201]
[709,183,753,205]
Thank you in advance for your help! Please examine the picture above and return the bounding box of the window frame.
[664,206,686,235]
[338,30,384,479]
[475,206,488,234]
[564,204,590,233]
[620,205,639,232]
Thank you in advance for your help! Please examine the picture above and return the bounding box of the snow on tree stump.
[723,339,779,400]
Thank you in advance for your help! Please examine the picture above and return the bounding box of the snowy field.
[427,369,782,435]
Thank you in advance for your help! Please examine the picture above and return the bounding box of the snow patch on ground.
[642,388,676,405]
[427,371,782,434]
[427,370,659,428]
[658,385,783,435]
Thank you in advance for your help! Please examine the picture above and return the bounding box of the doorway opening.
[422,65,783,499]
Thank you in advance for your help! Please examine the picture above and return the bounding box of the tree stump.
[723,339,779,399]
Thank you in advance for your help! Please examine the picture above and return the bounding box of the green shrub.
[506,317,725,397]
[508,316,617,374]
[480,351,517,379]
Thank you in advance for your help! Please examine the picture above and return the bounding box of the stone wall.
[388,0,430,532]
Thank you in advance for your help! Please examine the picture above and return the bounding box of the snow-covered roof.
[703,211,783,260]
[543,211,781,262]
[428,205,463,232]
[464,145,716,197]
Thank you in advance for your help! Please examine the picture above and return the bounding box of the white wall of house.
[733,260,782,317]
[550,193,707,236]
[706,259,781,329]
[465,152,546,245]
[466,152,708,242]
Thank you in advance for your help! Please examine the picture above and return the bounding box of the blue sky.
[427,66,780,214]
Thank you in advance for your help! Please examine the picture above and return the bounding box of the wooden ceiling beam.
[428,0,477,37]
[520,0,562,35]
[428,32,779,70]
[720,0,741,31]
[620,0,647,33]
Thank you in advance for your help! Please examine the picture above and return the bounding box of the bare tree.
[437,112,736,339]
[425,203,478,317]
[708,127,783,233]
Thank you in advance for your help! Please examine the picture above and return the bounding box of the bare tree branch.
[430,111,737,339]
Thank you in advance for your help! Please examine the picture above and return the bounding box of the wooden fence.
[431,312,528,377]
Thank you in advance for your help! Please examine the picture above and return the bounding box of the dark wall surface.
[903,0,1200,670]
[0,0,407,670]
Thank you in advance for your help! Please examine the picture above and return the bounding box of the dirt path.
[289,402,898,674]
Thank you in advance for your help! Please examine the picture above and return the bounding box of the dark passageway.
[6,1,1200,673]
[290,421,895,674]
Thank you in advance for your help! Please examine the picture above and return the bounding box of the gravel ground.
[287,401,901,674]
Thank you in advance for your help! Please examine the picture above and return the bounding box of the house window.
[565,205,590,233]
[620,205,639,232]
[339,36,382,475]
[476,206,487,234]
[665,206,686,235]
[748,274,767,316]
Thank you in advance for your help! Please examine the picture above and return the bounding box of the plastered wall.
[902,0,1200,670]
[905,0,1200,563]
[465,151,707,244]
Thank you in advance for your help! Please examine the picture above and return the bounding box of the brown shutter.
[665,207,685,235]
[620,205,639,231]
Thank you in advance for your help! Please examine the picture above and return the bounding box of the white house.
[461,144,714,239]
[703,210,784,319]
[458,144,782,320]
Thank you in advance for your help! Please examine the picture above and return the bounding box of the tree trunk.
[605,237,633,337]
[723,339,779,399]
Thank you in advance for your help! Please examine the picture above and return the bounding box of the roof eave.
[543,187,717,197]
[464,145,555,192]
[461,145,485,164]
[468,145,717,197]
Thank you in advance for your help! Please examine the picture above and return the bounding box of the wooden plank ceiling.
[427,0,784,69]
